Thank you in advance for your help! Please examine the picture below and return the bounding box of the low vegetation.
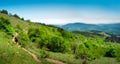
[0,10,120,64]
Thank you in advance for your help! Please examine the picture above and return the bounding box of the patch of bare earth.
[46,58,66,64]
[20,46,41,64]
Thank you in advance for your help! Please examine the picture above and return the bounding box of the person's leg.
[16,42,19,45]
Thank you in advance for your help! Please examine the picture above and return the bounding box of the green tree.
[0,9,8,14]
[13,14,20,19]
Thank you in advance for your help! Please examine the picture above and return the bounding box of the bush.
[18,32,30,47]
[5,25,15,35]
[48,36,70,52]
[75,42,106,61]
[0,17,10,28]
[40,50,50,58]
[0,17,15,35]
[105,47,118,57]
[75,43,95,60]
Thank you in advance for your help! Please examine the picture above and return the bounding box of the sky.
[0,0,120,25]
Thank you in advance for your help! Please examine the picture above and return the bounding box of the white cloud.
[6,5,120,24]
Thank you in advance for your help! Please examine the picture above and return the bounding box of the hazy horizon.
[0,0,120,25]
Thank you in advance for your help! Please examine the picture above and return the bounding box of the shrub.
[48,36,70,52]
[40,50,50,58]
[75,42,106,61]
[18,32,30,47]
[5,25,15,35]
[75,43,95,60]
[105,47,118,57]
[0,17,15,35]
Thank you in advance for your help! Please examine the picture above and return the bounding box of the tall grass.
[0,32,38,64]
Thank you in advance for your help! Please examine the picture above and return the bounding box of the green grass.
[25,44,82,64]
[48,52,82,64]
[0,13,29,30]
[48,52,120,64]
[0,32,38,64]
[89,57,120,64]
[27,46,120,64]
[41,59,56,64]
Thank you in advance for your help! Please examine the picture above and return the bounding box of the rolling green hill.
[1,10,120,64]
[58,23,120,35]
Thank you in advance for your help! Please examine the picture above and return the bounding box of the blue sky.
[0,0,120,24]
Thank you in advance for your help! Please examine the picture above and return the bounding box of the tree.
[13,14,20,19]
[48,36,71,52]
[21,18,24,20]
[0,9,8,14]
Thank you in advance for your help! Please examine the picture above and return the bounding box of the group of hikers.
[12,32,19,45]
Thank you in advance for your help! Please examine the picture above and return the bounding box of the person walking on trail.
[12,32,19,45]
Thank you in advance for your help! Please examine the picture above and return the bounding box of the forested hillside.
[0,10,120,64]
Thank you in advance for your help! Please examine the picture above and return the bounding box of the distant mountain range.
[56,23,120,35]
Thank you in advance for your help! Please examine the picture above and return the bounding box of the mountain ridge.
[57,22,120,35]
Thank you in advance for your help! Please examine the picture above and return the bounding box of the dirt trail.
[17,46,66,64]
[46,58,67,64]
[19,46,41,64]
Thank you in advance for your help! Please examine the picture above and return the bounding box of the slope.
[0,12,74,64]
[1,10,120,64]
[0,31,38,64]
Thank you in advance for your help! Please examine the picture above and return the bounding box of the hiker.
[15,37,19,45]
[12,33,19,45]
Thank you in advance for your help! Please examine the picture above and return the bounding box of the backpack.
[15,37,18,42]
